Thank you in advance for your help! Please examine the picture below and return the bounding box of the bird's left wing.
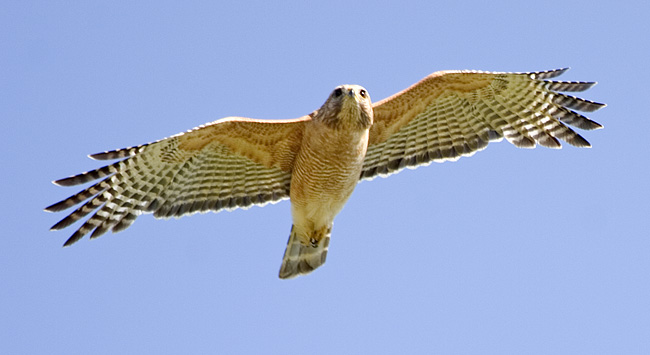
[361,68,605,180]
[46,116,308,246]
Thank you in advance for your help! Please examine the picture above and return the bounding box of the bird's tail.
[279,225,330,279]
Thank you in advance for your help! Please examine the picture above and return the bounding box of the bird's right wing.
[46,116,309,246]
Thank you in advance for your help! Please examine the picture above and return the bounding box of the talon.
[309,237,318,247]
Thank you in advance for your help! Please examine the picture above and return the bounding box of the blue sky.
[2,1,649,354]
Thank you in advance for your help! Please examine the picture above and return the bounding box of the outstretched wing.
[361,68,605,180]
[46,116,309,246]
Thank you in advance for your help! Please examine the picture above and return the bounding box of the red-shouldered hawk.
[46,68,605,278]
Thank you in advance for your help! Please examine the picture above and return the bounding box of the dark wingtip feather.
[50,215,76,231]
[62,232,83,247]
[89,225,109,240]
[112,213,137,233]
[90,142,151,160]
[53,172,97,187]
[89,150,127,160]
[45,181,107,213]
[44,200,69,213]
[537,135,562,149]
[52,176,78,187]
[546,81,597,92]
[511,135,536,149]
[553,93,606,113]
[533,68,569,79]
[552,106,604,131]
[52,163,119,186]
[567,134,592,148]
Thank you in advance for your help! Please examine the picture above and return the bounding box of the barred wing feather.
[46,117,307,246]
[361,68,605,180]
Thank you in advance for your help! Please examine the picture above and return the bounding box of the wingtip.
[582,81,598,90]
[49,218,69,231]
[533,67,570,79]
[62,232,82,247]
[52,179,66,187]
[550,67,570,75]
[571,135,593,148]
[51,176,79,187]
[589,101,607,112]
[542,67,571,79]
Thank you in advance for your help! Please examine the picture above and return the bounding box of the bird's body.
[290,120,368,236]
[47,68,605,279]
[281,85,372,277]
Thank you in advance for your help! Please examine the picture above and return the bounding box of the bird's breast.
[289,124,369,225]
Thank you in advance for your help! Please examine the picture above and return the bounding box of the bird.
[46,68,605,279]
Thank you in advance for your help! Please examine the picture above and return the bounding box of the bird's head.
[314,85,373,130]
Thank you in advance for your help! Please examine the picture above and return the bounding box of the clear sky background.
[2,1,649,354]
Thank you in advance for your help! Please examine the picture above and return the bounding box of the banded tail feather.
[279,225,331,279]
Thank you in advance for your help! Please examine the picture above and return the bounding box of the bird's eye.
[333,88,343,98]
[359,89,367,98]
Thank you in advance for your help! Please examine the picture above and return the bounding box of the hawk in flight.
[46,68,605,279]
